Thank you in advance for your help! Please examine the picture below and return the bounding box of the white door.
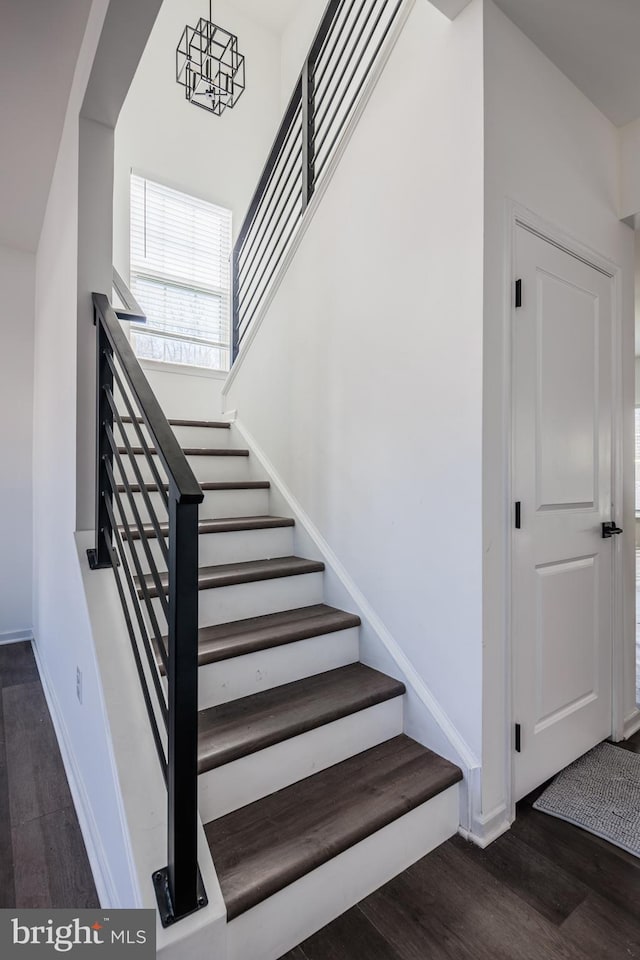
[512,225,616,802]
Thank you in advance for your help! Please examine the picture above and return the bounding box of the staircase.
[121,414,463,959]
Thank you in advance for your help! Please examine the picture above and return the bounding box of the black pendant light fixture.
[176,0,246,116]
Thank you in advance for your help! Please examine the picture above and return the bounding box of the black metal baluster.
[232,247,240,361]
[154,493,204,924]
[302,61,316,210]
[88,310,115,570]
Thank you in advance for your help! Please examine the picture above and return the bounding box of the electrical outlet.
[76,667,83,705]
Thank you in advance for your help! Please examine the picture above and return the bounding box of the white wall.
[111,0,284,429]
[0,244,35,640]
[141,360,225,419]
[482,0,636,825]
[113,0,283,279]
[225,0,486,760]
[33,0,141,907]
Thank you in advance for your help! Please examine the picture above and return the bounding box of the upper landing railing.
[232,0,408,359]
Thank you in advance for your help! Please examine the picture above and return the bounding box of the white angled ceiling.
[493,0,640,127]
[229,0,299,34]
[0,0,93,252]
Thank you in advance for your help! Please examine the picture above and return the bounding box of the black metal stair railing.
[89,291,206,927]
[232,0,406,359]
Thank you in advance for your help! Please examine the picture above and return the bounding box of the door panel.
[535,555,598,728]
[537,272,598,509]
[513,226,614,801]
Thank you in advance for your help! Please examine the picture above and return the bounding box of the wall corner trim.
[427,0,473,20]
[458,804,511,849]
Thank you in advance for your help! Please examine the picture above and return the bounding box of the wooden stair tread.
[122,515,294,541]
[193,604,361,665]
[118,446,248,457]
[120,416,230,429]
[205,734,462,920]
[155,604,361,673]
[137,555,325,599]
[197,663,405,775]
[116,480,270,493]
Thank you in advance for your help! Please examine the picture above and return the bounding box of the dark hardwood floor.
[0,641,98,908]
[280,730,640,960]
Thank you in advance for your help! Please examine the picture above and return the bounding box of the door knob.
[602,521,623,538]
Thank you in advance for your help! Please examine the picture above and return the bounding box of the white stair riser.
[198,697,403,821]
[118,488,271,524]
[198,627,360,709]
[149,572,325,628]
[122,527,295,576]
[120,453,250,484]
[118,422,233,449]
[227,784,460,960]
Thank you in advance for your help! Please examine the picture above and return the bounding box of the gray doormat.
[533,742,640,858]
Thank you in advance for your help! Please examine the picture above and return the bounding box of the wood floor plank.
[3,681,73,826]
[275,742,640,960]
[12,807,99,908]
[0,693,15,907]
[0,642,38,690]
[296,906,402,960]
[511,803,640,920]
[560,893,640,958]
[617,729,640,754]
[278,949,308,960]
[448,832,588,925]
[359,841,587,960]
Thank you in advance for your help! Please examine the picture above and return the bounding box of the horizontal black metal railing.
[113,267,146,324]
[232,0,406,359]
[89,291,206,927]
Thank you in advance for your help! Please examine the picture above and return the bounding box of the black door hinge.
[515,723,522,753]
[515,279,522,308]
[515,501,521,529]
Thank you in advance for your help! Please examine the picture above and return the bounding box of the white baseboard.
[31,639,120,908]
[0,628,34,645]
[459,800,511,849]
[623,707,640,739]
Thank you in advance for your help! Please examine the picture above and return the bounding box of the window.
[129,174,232,371]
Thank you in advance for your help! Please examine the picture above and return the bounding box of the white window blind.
[130,174,232,370]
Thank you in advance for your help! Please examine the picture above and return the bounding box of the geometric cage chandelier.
[176,0,246,117]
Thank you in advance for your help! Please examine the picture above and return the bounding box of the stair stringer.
[227,415,489,842]
[73,531,229,960]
